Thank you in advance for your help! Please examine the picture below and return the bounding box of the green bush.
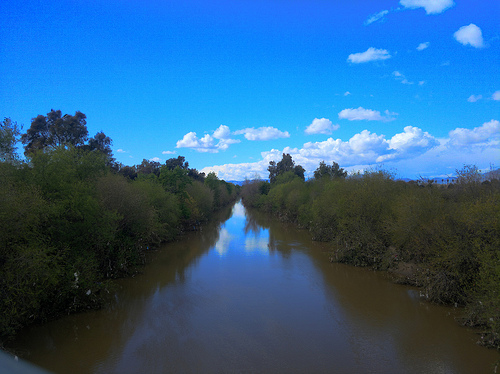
[241,164,500,347]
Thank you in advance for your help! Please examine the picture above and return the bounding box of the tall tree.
[21,110,89,155]
[0,117,21,162]
[164,156,189,170]
[87,132,112,156]
[268,153,305,183]
[314,161,347,180]
[136,159,161,176]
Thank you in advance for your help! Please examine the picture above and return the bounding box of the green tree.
[21,110,89,155]
[0,118,21,162]
[136,159,161,177]
[159,165,192,195]
[164,155,189,170]
[314,161,347,180]
[87,132,113,160]
[268,153,305,183]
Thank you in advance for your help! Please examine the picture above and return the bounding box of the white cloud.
[449,119,500,146]
[454,24,485,48]
[393,71,414,85]
[338,107,397,122]
[418,81,425,86]
[202,120,499,181]
[213,124,231,139]
[305,118,340,135]
[467,94,483,103]
[365,10,389,25]
[344,91,351,96]
[176,132,217,153]
[347,47,391,63]
[492,91,500,101]
[149,157,161,162]
[378,126,439,162]
[116,149,126,153]
[400,0,454,14]
[234,126,290,141]
[176,126,240,153]
[162,150,176,155]
[417,42,430,51]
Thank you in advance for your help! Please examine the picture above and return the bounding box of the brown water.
[7,202,499,373]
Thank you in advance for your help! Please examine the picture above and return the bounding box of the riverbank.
[6,201,499,374]
[0,149,240,346]
[241,172,500,350]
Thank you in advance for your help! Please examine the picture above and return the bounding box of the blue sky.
[1,0,499,180]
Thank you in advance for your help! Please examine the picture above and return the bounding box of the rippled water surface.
[8,202,499,373]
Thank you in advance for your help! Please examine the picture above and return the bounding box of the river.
[7,201,499,373]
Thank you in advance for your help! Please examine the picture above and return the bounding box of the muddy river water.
[8,202,499,373]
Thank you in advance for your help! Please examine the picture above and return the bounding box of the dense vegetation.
[0,111,239,343]
[242,154,500,350]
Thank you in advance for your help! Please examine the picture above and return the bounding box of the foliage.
[268,153,305,183]
[21,110,89,155]
[242,161,500,348]
[0,111,239,343]
[313,161,347,180]
[0,118,21,163]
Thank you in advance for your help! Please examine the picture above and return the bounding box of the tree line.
[241,153,500,350]
[0,110,239,342]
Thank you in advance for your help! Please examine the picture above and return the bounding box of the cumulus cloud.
[203,128,430,180]
[213,124,231,139]
[176,132,216,153]
[454,24,485,48]
[449,119,500,146]
[344,91,351,96]
[417,42,430,51]
[347,47,391,63]
[378,126,439,162]
[305,118,340,135]
[162,150,176,155]
[176,125,240,153]
[400,0,454,14]
[116,149,126,153]
[338,107,397,122]
[393,71,414,85]
[365,10,389,25]
[202,120,499,181]
[234,126,290,141]
[492,91,500,101]
[467,94,483,103]
[149,157,161,162]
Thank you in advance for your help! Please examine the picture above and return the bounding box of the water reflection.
[7,201,499,374]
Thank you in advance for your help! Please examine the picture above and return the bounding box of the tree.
[268,161,278,183]
[136,159,161,177]
[314,161,347,180]
[159,165,192,194]
[118,165,137,180]
[268,153,305,183]
[456,164,481,184]
[21,110,89,155]
[164,156,189,170]
[87,132,113,157]
[0,117,21,162]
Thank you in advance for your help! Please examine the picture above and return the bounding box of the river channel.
[8,201,500,373]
